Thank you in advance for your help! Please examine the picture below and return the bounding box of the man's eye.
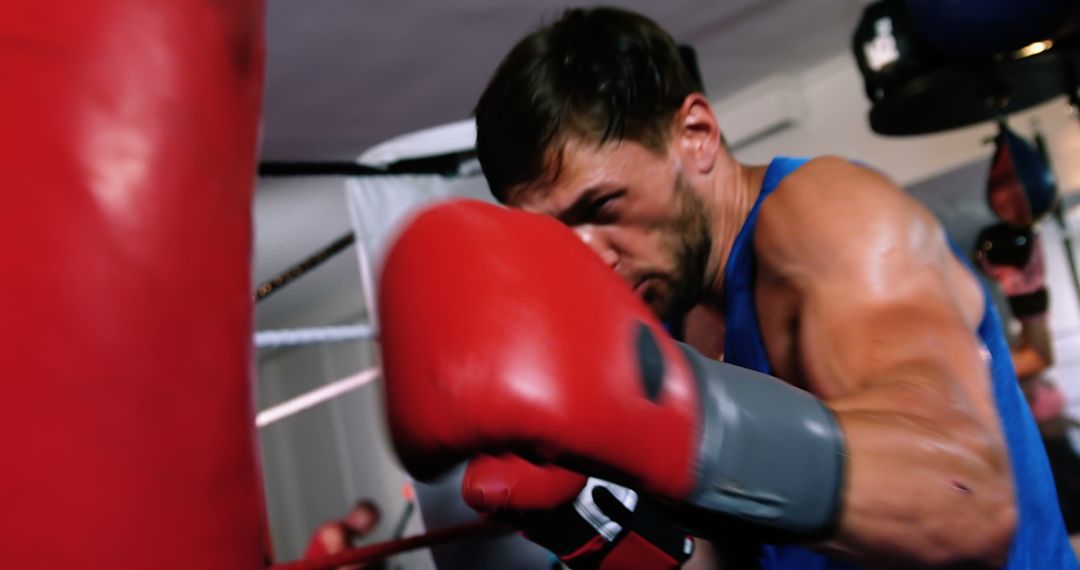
[585,194,618,223]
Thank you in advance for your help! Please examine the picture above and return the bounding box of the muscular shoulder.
[754,156,946,281]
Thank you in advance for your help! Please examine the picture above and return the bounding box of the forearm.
[1011,343,1050,379]
[1016,317,1054,371]
[670,352,1014,567]
[823,394,1015,568]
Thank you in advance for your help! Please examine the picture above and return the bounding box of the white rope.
[256,367,381,427]
[254,324,377,349]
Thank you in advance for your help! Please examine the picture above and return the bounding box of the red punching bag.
[987,121,1059,227]
[0,1,268,568]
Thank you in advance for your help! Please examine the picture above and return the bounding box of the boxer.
[304,500,382,569]
[305,500,381,556]
[381,7,1076,570]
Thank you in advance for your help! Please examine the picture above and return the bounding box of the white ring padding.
[348,207,380,332]
[255,324,377,349]
[357,118,476,166]
[256,367,381,427]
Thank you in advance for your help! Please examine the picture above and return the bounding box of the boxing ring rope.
[256,231,356,302]
[258,151,474,178]
[255,324,377,349]
[255,184,386,427]
[254,152,480,304]
[252,169,382,349]
[254,155,496,565]
[256,367,381,428]
[268,520,507,570]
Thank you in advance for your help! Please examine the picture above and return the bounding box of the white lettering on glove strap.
[574,478,639,542]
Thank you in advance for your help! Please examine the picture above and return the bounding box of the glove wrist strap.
[679,344,846,537]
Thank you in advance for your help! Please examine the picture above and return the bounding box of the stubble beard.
[645,174,713,323]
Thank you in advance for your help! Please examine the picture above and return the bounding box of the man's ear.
[672,93,721,175]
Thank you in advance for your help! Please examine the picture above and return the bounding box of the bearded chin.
[653,198,712,322]
[647,173,714,322]
[659,229,710,322]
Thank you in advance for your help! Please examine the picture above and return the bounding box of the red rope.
[269,521,507,570]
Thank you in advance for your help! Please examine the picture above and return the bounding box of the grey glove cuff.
[679,344,845,536]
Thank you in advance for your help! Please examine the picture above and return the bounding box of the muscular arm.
[1012,342,1051,380]
[757,158,1016,567]
[1012,317,1054,379]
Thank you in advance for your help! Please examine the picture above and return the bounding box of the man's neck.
[702,158,768,306]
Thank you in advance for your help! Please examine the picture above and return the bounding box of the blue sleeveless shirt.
[722,157,1077,569]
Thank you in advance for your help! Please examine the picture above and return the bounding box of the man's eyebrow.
[555,188,600,225]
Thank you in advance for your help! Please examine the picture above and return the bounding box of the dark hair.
[352,498,380,516]
[474,7,700,202]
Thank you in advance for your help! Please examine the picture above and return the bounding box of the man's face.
[509,137,712,321]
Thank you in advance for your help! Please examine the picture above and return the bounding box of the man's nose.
[574,225,619,269]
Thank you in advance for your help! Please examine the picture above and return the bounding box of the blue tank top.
[723,157,1077,569]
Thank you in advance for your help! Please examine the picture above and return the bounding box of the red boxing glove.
[381,200,699,497]
[380,200,844,536]
[464,455,693,570]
